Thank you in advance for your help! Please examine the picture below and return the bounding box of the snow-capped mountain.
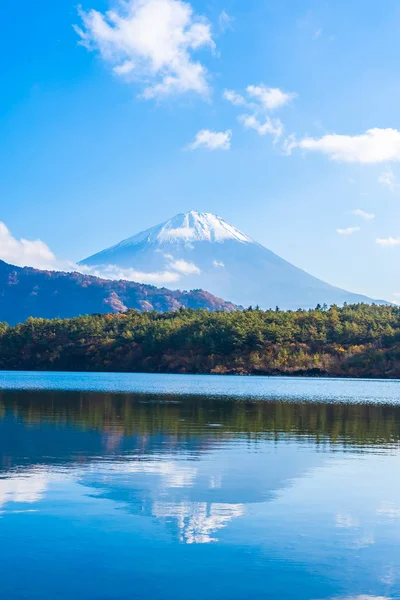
[112,211,253,246]
[80,211,384,309]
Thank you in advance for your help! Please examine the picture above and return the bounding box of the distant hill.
[0,260,237,325]
[80,210,388,310]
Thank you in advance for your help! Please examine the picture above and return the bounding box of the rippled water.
[1,373,400,600]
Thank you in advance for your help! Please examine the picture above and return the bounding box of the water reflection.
[153,501,245,545]
[0,470,48,511]
[2,389,400,452]
[1,387,400,599]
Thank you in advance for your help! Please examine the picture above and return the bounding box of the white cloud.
[223,89,246,106]
[213,260,224,268]
[313,28,322,40]
[246,84,296,110]
[239,114,283,140]
[376,236,400,247]
[223,84,296,112]
[81,255,201,285]
[0,221,201,287]
[81,264,182,285]
[0,221,62,270]
[378,168,396,189]
[336,226,360,236]
[75,0,215,99]
[289,128,400,163]
[281,134,296,155]
[113,60,135,75]
[352,209,375,221]
[224,83,295,141]
[188,129,232,150]
[218,10,234,32]
[169,259,200,275]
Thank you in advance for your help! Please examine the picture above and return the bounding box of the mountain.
[0,260,237,326]
[80,211,385,310]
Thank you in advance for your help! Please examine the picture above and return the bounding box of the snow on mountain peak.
[124,211,254,247]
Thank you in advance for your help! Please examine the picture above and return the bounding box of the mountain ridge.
[0,259,237,326]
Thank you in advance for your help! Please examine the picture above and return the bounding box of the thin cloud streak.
[376,237,400,247]
[336,227,360,236]
[352,209,375,221]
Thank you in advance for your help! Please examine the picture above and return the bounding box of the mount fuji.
[80,211,383,310]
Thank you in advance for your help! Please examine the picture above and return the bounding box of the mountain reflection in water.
[1,383,400,600]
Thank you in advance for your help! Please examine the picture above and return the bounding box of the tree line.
[0,303,399,377]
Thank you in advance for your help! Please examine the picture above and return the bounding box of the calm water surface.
[1,372,400,600]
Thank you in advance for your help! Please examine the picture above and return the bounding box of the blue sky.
[1,0,400,302]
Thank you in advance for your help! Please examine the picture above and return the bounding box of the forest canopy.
[0,304,399,377]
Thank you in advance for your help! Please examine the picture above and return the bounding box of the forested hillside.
[0,260,236,325]
[0,304,399,377]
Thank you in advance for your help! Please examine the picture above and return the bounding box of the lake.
[1,372,400,600]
